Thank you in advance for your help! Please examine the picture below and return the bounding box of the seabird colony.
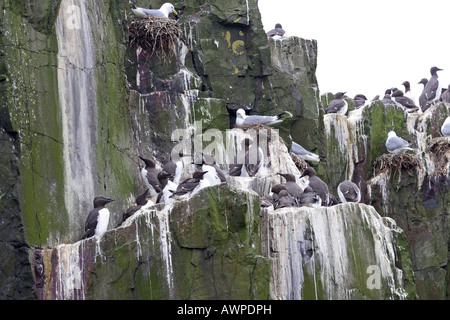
[80,6,449,241]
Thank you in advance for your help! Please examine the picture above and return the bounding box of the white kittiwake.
[385,131,413,154]
[235,108,292,126]
[441,116,450,137]
[290,141,320,162]
[130,2,178,19]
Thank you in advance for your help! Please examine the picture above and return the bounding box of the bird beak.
[106,199,115,203]
[173,9,178,16]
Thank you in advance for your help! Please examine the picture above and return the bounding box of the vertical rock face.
[36,185,269,300]
[264,203,415,300]
[320,100,450,299]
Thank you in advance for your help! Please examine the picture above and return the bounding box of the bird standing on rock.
[139,156,164,196]
[267,23,286,38]
[118,189,153,227]
[419,66,443,112]
[325,92,348,115]
[337,180,361,203]
[82,196,115,240]
[170,171,210,200]
[278,173,304,201]
[300,167,329,206]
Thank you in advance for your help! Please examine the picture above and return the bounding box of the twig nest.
[374,153,422,176]
[129,17,185,61]
[426,137,450,177]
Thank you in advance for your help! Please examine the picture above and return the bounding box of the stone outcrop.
[34,185,269,300]
[0,0,448,300]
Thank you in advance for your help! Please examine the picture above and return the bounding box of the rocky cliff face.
[0,0,447,300]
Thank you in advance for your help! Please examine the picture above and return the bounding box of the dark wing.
[213,164,227,182]
[173,178,200,195]
[309,177,329,203]
[118,205,142,227]
[84,208,99,231]
[146,168,163,193]
[162,161,177,177]
[395,96,417,108]
[425,78,439,100]
[81,208,99,239]
[325,100,345,114]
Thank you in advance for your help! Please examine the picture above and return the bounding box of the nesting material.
[291,154,308,173]
[426,137,450,176]
[129,17,185,60]
[373,153,422,177]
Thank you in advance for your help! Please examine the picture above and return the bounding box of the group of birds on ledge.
[81,7,450,241]
[81,111,362,241]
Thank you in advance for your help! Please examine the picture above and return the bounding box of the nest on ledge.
[426,137,450,177]
[290,154,308,173]
[129,17,186,61]
[373,153,422,177]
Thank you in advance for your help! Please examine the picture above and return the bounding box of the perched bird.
[300,167,329,205]
[278,173,304,201]
[385,131,413,154]
[139,156,163,196]
[267,23,285,38]
[402,81,415,104]
[170,171,210,199]
[157,171,173,190]
[337,180,361,203]
[156,176,178,204]
[130,2,178,19]
[245,135,266,177]
[392,89,419,111]
[274,190,297,210]
[419,66,443,112]
[325,92,348,115]
[228,138,253,177]
[118,189,152,226]
[290,141,320,162]
[162,151,190,185]
[327,194,341,206]
[202,154,226,186]
[418,78,428,109]
[441,116,450,137]
[235,108,292,126]
[298,186,322,207]
[353,94,368,109]
[440,85,450,103]
[381,89,396,106]
[271,184,287,203]
[81,196,114,239]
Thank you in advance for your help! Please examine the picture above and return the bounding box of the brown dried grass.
[128,17,186,61]
[426,137,450,177]
[373,153,422,176]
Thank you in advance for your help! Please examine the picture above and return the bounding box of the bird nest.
[373,153,422,177]
[291,154,308,173]
[128,17,186,61]
[426,137,450,177]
